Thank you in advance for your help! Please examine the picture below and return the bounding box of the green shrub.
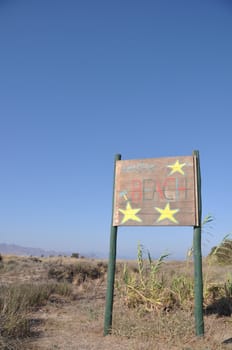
[117,243,178,312]
[48,261,107,284]
[71,252,79,259]
[208,236,232,265]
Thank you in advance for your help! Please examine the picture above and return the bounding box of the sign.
[113,155,198,226]
[104,152,204,338]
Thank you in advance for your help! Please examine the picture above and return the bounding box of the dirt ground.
[2,256,232,350]
[25,283,232,350]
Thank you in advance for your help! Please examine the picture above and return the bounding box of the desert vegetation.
[1,242,232,349]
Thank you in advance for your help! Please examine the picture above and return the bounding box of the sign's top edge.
[116,155,193,162]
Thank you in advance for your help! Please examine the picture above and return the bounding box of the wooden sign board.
[113,155,198,226]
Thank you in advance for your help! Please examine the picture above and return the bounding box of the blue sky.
[0,0,232,259]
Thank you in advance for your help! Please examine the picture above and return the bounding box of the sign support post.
[104,154,121,336]
[193,150,204,336]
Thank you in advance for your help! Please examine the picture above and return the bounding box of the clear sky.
[0,0,232,259]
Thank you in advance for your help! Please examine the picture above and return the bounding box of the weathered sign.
[113,155,198,226]
[105,152,203,338]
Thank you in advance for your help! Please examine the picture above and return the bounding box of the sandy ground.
[25,283,232,350]
[2,256,232,350]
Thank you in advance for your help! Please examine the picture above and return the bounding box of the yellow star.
[155,203,179,224]
[119,202,142,224]
[167,160,186,175]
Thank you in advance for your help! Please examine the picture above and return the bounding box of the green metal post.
[193,150,204,336]
[104,154,121,336]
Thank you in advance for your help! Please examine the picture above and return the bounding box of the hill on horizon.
[0,243,70,257]
[0,243,107,259]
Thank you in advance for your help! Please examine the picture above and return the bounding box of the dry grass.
[1,254,232,349]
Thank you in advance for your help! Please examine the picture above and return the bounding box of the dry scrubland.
[1,251,232,350]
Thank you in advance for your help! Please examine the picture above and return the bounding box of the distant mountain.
[0,243,70,257]
[0,243,137,260]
